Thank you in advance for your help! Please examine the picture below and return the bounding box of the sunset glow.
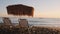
[0,0,60,18]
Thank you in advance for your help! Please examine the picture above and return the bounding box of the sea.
[0,17,60,28]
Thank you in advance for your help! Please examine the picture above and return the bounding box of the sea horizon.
[0,17,60,28]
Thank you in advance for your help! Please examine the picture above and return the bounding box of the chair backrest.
[19,19,28,27]
[3,17,12,26]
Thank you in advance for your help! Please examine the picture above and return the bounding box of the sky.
[0,0,60,18]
